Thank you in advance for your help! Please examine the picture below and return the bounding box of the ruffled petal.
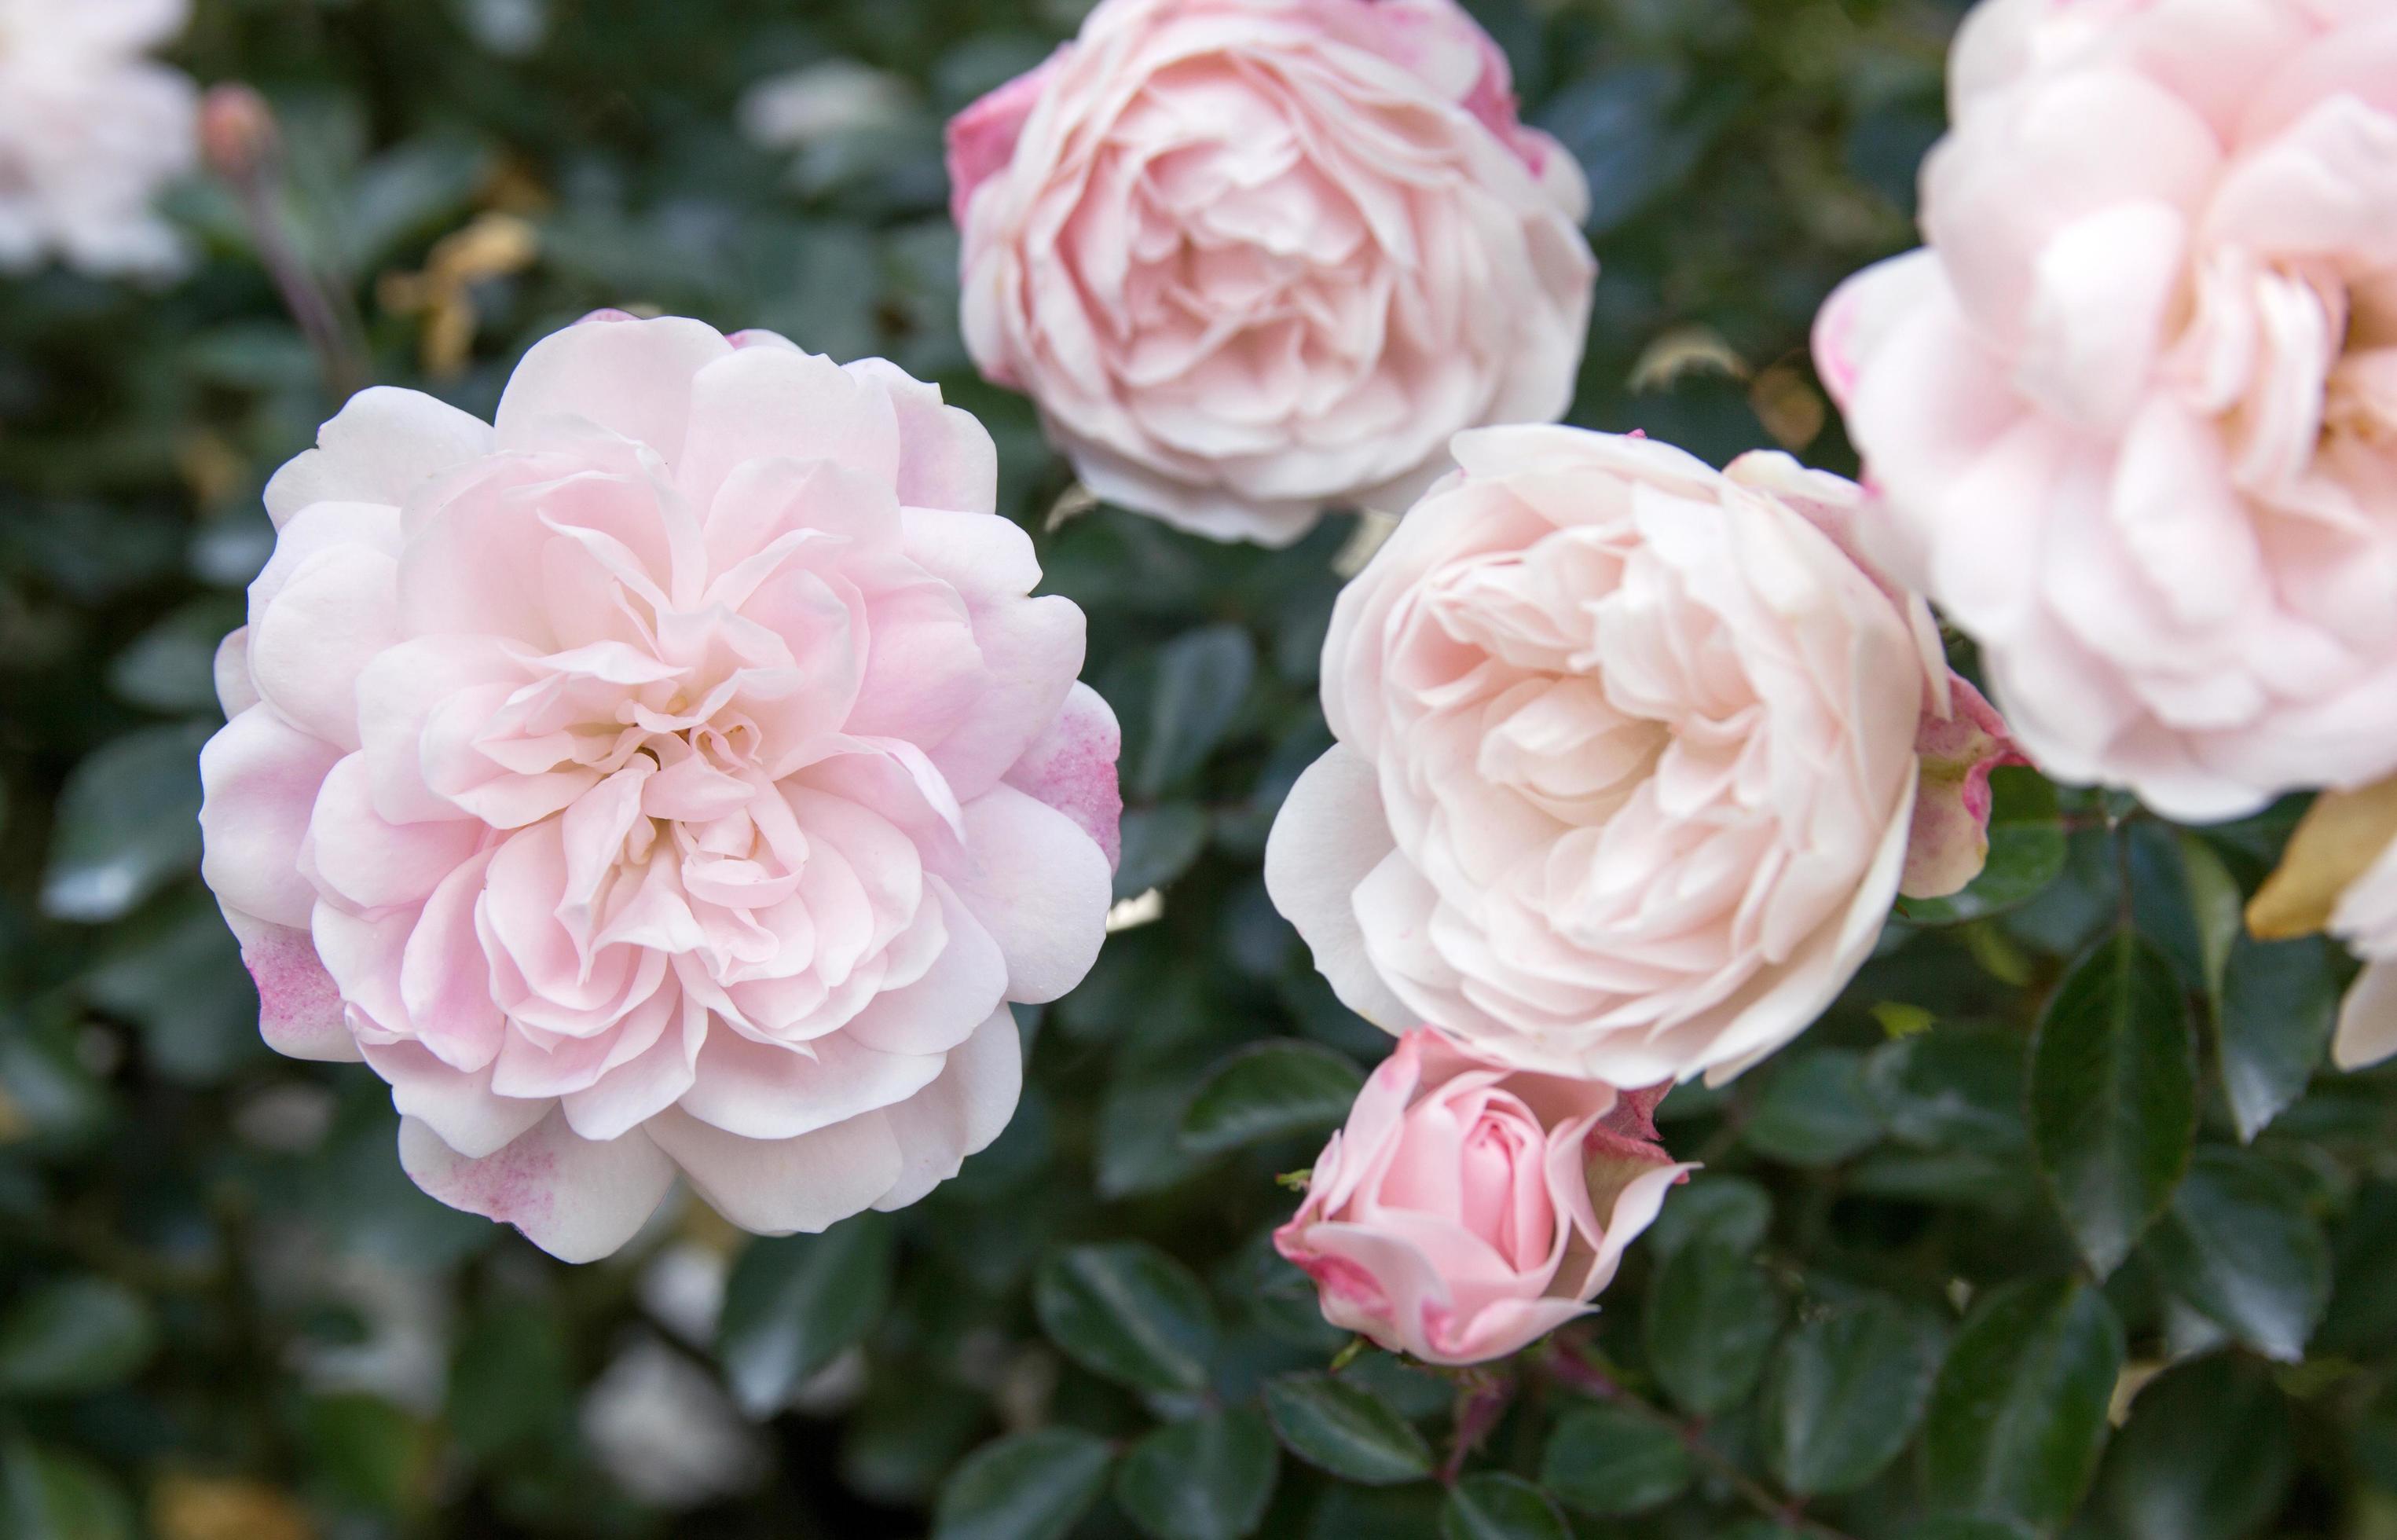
[399,1111,676,1263]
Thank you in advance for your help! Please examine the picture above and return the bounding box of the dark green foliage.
[1922,1279,2124,1527]
[1113,1409,1278,1540]
[2,2,2384,1537]
[715,1212,896,1415]
[2029,934,2197,1277]
[1262,1372,1434,1487]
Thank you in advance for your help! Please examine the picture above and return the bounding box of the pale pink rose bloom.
[1814,0,2397,822]
[1266,427,2006,1087]
[2329,840,2397,1071]
[1274,1028,1686,1366]
[946,0,1597,547]
[199,315,1122,1261]
[0,0,196,275]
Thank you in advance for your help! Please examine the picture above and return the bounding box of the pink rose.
[1274,1028,1685,1366]
[946,0,1597,547]
[2331,841,2397,1071]
[198,315,1122,1261]
[0,0,197,276]
[1814,0,2397,821]
[1265,428,2001,1087]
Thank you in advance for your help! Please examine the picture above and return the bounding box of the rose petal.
[399,1111,676,1263]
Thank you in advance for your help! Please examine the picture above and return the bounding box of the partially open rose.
[1274,1028,1685,1366]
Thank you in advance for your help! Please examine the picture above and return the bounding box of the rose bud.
[1274,1028,1688,1366]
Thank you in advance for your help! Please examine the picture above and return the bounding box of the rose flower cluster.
[185,0,2397,1375]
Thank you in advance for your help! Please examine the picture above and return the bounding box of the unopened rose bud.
[199,83,278,185]
[1273,1030,1688,1367]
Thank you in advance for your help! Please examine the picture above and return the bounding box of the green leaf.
[2176,832,2245,1000]
[2128,822,2208,990]
[1113,1409,1277,1540]
[0,1441,134,1540]
[1538,1405,1693,1517]
[1897,768,2066,925]
[0,1277,157,1396]
[1897,1522,2036,1540]
[841,1371,987,1507]
[2142,1147,2329,1362]
[342,138,493,269]
[302,1393,427,1512]
[1116,805,1211,900]
[1439,1472,1570,1540]
[1035,1242,1217,1394]
[2214,935,2338,1143]
[2029,933,2197,1277]
[1097,1065,1211,1200]
[447,1303,574,1458]
[1134,625,1255,798]
[1644,1240,1779,1416]
[934,1429,1116,1540]
[107,598,241,713]
[1308,1483,1446,1540]
[1922,1278,2124,1527]
[1541,66,1714,234]
[40,724,213,924]
[1763,1294,1944,1497]
[1864,1029,2028,1157]
[1233,1227,1350,1355]
[715,1213,896,1417]
[1262,1372,1433,1486]
[2098,1355,2293,1540]
[0,1029,109,1150]
[1643,1175,1772,1261]
[1741,1048,1882,1167]
[1179,1042,1364,1157]
[84,892,262,1085]
[2322,1181,2397,1356]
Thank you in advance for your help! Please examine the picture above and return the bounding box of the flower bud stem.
[204,86,372,405]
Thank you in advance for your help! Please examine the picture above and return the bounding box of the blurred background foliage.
[3,0,2392,1537]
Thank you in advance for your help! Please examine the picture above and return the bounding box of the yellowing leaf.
[2248,776,2397,940]
[1752,362,1827,450]
[152,1473,313,1540]
[1629,325,1749,394]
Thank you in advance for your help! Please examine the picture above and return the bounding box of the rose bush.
[198,314,1120,1260]
[1274,1028,1684,1366]
[1814,0,2397,820]
[8,0,2395,1534]
[947,0,1596,546]
[1266,427,2007,1087]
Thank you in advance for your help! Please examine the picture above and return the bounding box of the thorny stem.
[234,177,372,405]
[1541,1340,1864,1540]
[1439,1368,1514,1485]
[204,88,371,405]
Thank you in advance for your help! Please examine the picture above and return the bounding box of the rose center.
[2182,255,2396,489]
[1453,1106,1552,1269]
